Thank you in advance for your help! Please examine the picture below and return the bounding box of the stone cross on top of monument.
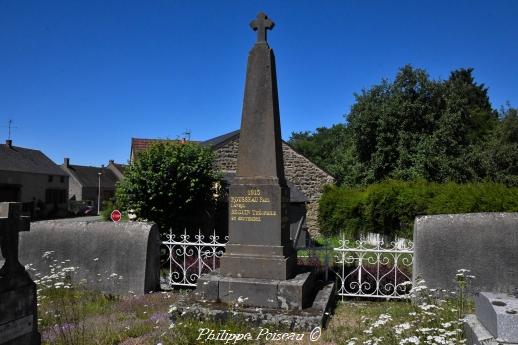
[250,12,274,43]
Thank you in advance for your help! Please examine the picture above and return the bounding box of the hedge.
[318,180,518,239]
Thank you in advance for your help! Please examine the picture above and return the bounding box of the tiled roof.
[63,164,119,189]
[130,131,240,159]
[201,130,240,148]
[131,138,202,159]
[131,138,172,158]
[0,143,67,176]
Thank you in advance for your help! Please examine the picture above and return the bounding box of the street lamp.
[97,169,102,215]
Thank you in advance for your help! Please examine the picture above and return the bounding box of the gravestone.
[176,13,335,330]
[0,202,41,345]
[17,219,160,295]
[413,213,518,293]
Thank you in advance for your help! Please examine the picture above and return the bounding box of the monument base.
[0,272,41,345]
[219,252,296,280]
[176,278,335,331]
[197,271,315,309]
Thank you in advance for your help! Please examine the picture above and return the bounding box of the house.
[130,130,335,237]
[107,159,127,180]
[0,139,69,218]
[60,158,122,213]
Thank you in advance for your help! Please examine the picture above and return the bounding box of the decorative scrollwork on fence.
[334,235,414,299]
[160,229,414,300]
[161,229,228,288]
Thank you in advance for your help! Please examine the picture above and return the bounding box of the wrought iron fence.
[160,230,414,300]
[334,235,414,299]
[160,229,227,288]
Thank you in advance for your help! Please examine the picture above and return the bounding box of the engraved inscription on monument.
[229,188,277,222]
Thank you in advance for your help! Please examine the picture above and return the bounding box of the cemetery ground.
[34,253,474,345]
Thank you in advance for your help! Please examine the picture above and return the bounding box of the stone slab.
[0,279,36,325]
[475,292,518,343]
[0,274,40,345]
[9,219,160,295]
[464,314,500,345]
[413,213,518,293]
[219,276,280,309]
[175,282,335,331]
[0,315,34,344]
[196,271,315,310]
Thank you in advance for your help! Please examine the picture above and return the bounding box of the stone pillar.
[0,202,40,345]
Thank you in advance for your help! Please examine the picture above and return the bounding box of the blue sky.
[1,1,517,166]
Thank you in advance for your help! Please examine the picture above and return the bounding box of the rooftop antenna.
[2,119,18,140]
[182,129,191,141]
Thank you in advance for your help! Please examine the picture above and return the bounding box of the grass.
[38,285,473,345]
[38,287,270,345]
[35,248,473,345]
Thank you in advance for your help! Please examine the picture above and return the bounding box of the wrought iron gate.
[334,236,414,299]
[160,230,414,299]
[160,229,227,288]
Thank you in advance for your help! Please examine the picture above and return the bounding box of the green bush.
[318,180,518,238]
[116,141,220,233]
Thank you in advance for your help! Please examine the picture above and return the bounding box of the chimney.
[108,160,114,165]
[5,139,12,148]
[64,158,70,167]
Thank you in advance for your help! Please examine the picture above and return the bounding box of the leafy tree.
[291,65,507,186]
[116,142,220,233]
[476,106,518,186]
[348,65,497,184]
[289,124,359,184]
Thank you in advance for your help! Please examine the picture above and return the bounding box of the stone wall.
[213,138,335,236]
[214,139,239,172]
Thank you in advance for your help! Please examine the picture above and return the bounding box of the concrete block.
[218,276,280,309]
[464,314,499,345]
[475,292,518,343]
[277,271,314,309]
[196,271,220,302]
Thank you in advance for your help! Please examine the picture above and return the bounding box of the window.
[45,189,67,204]
[60,176,65,183]
[48,175,53,182]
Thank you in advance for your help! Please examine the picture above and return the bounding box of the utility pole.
[97,169,103,215]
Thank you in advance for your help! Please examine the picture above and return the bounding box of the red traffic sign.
[110,210,122,222]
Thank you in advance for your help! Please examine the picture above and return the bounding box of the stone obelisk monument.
[219,12,296,281]
[192,13,334,328]
[196,12,319,310]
